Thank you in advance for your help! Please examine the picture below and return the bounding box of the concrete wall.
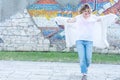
[0,0,2,21]
[0,9,54,51]
[0,0,81,21]
[0,0,120,53]
[0,0,36,22]
[0,10,120,53]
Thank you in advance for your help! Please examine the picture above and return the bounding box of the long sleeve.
[54,17,77,47]
[93,13,118,48]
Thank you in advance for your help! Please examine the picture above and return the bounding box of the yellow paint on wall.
[92,11,98,14]
[100,13,104,16]
[109,0,114,4]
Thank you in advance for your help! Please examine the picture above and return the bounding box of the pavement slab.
[0,61,120,80]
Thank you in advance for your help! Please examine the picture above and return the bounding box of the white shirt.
[54,13,118,48]
[74,14,97,41]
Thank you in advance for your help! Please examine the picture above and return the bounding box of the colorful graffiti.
[28,0,120,50]
[28,0,120,16]
[28,0,79,18]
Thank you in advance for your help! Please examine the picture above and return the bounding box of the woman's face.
[82,9,91,18]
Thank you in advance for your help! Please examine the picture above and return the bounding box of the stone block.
[5,46,16,51]
[38,40,43,45]
[12,22,19,26]
[101,49,109,53]
[16,45,34,51]
[10,12,24,19]
[18,22,28,26]
[49,47,57,51]
[43,39,50,44]
[36,46,44,51]
[43,46,50,51]
[108,49,119,54]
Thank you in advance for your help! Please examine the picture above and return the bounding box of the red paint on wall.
[103,1,120,14]
[36,0,58,4]
[80,0,109,3]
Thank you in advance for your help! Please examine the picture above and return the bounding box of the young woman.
[67,3,99,80]
[55,3,119,80]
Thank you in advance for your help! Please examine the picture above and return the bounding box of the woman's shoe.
[81,75,87,80]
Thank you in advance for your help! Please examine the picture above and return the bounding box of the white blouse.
[55,13,118,49]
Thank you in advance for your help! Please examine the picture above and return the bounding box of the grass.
[0,51,120,64]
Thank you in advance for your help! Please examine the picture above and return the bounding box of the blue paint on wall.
[28,4,61,10]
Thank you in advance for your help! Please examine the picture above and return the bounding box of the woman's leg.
[85,41,93,68]
[76,40,87,74]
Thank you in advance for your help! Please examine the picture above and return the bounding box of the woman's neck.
[82,13,91,19]
[83,15,90,19]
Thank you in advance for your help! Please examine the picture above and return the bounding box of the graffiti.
[0,38,4,43]
[27,0,120,50]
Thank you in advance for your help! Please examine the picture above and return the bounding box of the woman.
[55,3,118,80]
[67,3,100,80]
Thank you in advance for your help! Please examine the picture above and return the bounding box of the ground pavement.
[0,61,120,80]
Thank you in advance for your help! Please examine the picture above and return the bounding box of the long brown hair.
[78,3,92,14]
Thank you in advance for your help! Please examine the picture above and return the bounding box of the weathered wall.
[0,0,120,53]
[0,9,54,51]
[0,0,2,21]
[0,0,37,21]
[0,0,80,21]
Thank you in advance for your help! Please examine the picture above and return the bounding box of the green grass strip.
[0,51,120,64]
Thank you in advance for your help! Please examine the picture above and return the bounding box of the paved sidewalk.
[0,61,120,80]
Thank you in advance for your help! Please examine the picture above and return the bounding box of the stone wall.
[0,9,56,51]
[94,24,120,54]
[0,9,120,53]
